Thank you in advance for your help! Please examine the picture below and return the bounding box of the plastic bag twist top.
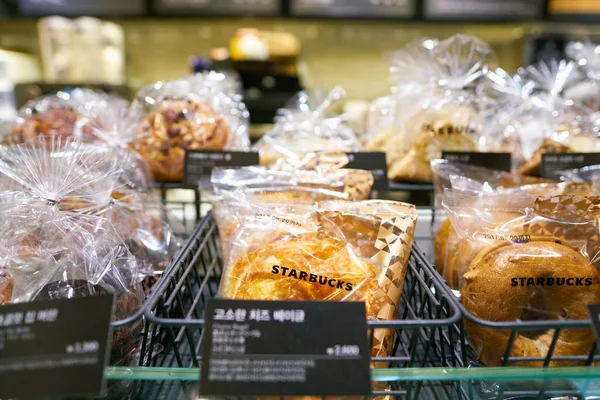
[0,136,142,305]
[255,87,360,165]
[567,40,600,81]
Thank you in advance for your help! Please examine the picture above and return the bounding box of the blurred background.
[0,0,599,136]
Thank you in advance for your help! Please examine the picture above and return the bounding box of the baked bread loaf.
[461,238,600,367]
[132,100,232,182]
[388,121,477,182]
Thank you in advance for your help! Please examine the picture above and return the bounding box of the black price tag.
[587,304,600,348]
[19,0,145,16]
[442,151,512,172]
[345,152,388,191]
[424,0,542,19]
[291,0,415,18]
[0,294,114,399]
[541,153,600,180]
[200,300,371,397]
[154,0,280,15]
[184,150,259,188]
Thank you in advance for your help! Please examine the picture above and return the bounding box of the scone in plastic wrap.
[254,87,360,166]
[443,189,600,367]
[211,159,374,258]
[219,198,418,362]
[384,35,495,183]
[0,138,145,367]
[131,78,250,182]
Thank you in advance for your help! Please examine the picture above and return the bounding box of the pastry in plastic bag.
[444,190,600,366]
[220,199,418,361]
[211,160,374,258]
[435,178,594,289]
[0,139,146,367]
[255,87,360,166]
[131,78,250,182]
[388,119,477,182]
[385,35,495,182]
[3,89,127,145]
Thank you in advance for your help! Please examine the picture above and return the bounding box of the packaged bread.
[443,189,600,367]
[2,88,123,145]
[130,78,250,182]
[0,138,145,367]
[211,158,374,258]
[497,60,600,177]
[254,87,360,166]
[219,198,418,362]
[437,182,595,290]
[0,136,178,278]
[362,39,440,158]
[383,35,495,183]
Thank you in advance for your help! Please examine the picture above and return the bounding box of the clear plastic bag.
[211,160,374,259]
[499,60,600,176]
[478,67,538,169]
[254,87,360,166]
[430,159,592,289]
[386,35,496,182]
[565,40,600,111]
[219,196,418,362]
[2,88,128,146]
[362,39,440,157]
[130,78,250,182]
[0,137,145,366]
[443,189,600,367]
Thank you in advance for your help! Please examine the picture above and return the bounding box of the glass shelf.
[105,366,600,382]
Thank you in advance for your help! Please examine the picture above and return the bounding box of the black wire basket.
[140,212,469,398]
[111,210,600,399]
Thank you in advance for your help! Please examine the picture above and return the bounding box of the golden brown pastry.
[220,200,417,361]
[388,121,477,182]
[518,138,573,177]
[461,238,600,367]
[132,100,232,182]
[437,182,595,289]
[434,219,461,288]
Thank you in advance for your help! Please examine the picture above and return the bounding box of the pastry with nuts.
[131,99,232,182]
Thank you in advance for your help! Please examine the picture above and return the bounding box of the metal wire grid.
[141,212,468,399]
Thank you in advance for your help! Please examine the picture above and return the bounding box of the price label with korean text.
[184,150,259,188]
[541,153,600,180]
[200,299,371,396]
[345,151,388,191]
[0,294,114,399]
[442,151,512,172]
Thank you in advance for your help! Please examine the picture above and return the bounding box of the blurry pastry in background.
[517,138,573,177]
[132,99,232,182]
[388,120,478,182]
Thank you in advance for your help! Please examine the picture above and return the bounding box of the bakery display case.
[93,210,600,399]
[4,4,600,398]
